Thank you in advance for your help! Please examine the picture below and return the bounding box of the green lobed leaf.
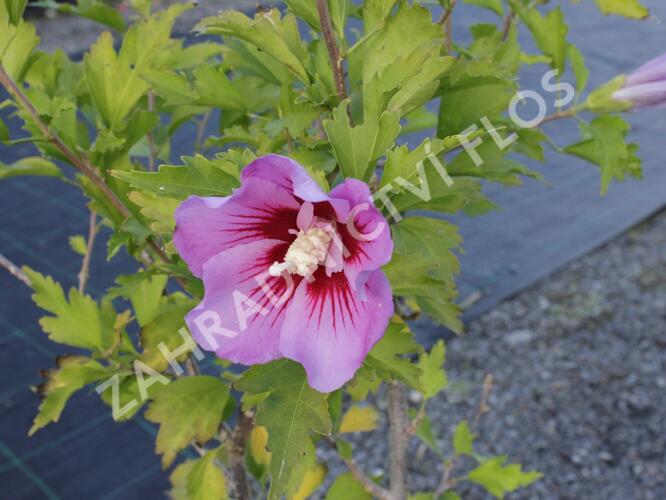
[463,0,503,16]
[453,419,474,456]
[365,320,423,389]
[32,0,126,31]
[111,155,240,200]
[325,472,372,500]
[514,4,568,74]
[0,157,62,180]
[236,360,331,499]
[30,356,109,435]
[323,100,400,180]
[4,0,27,25]
[418,340,447,399]
[84,4,189,129]
[145,376,230,467]
[594,0,649,19]
[24,268,116,351]
[0,5,39,81]
[187,449,229,500]
[138,300,197,372]
[438,75,515,138]
[565,116,642,194]
[196,8,309,84]
[467,456,542,499]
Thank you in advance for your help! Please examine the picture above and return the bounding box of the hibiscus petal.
[242,154,349,221]
[626,53,666,86]
[614,81,666,108]
[186,239,299,365]
[279,269,393,392]
[174,177,300,277]
[329,179,393,290]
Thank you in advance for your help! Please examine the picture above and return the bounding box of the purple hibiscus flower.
[613,52,666,108]
[173,154,394,392]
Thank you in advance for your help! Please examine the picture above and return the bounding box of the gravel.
[320,210,666,499]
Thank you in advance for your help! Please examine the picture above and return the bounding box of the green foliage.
[170,451,229,500]
[366,320,424,389]
[30,356,109,435]
[0,157,61,179]
[595,0,649,19]
[236,360,331,499]
[112,155,240,200]
[4,0,27,25]
[565,116,642,194]
[32,0,126,31]
[467,456,542,499]
[145,376,230,467]
[0,0,654,497]
[418,340,447,399]
[326,473,372,500]
[24,268,117,352]
[453,419,474,456]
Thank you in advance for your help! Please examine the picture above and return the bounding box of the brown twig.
[438,0,456,52]
[146,91,157,172]
[316,0,347,102]
[501,10,517,41]
[388,381,409,499]
[0,66,186,288]
[231,410,254,500]
[324,436,392,500]
[343,455,393,500]
[194,110,212,153]
[77,212,98,294]
[434,374,494,497]
[0,253,31,287]
[406,403,426,436]
[539,108,576,125]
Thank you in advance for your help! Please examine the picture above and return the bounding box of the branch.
[0,66,186,287]
[231,410,253,500]
[539,108,577,125]
[195,110,212,153]
[324,436,392,500]
[387,381,409,499]
[146,91,157,172]
[501,10,517,41]
[438,0,456,52]
[77,212,98,294]
[316,0,347,102]
[434,374,494,497]
[342,455,393,500]
[0,253,31,287]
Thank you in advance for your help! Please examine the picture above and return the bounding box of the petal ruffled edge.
[278,269,393,392]
[242,154,349,221]
[329,178,393,290]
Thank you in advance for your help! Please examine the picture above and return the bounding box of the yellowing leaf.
[249,425,272,466]
[595,0,649,19]
[30,356,108,435]
[187,450,229,500]
[339,405,379,434]
[0,5,39,81]
[145,376,230,467]
[290,462,327,500]
[236,360,331,499]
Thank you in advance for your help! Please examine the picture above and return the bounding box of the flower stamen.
[269,224,336,278]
